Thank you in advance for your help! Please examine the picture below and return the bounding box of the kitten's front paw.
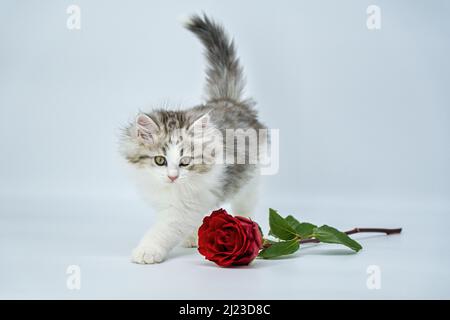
[181,233,198,248]
[131,244,167,264]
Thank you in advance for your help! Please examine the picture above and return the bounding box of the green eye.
[154,156,166,166]
[179,157,192,167]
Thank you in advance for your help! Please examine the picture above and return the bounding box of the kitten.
[120,14,267,264]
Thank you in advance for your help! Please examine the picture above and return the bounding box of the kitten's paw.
[181,233,198,248]
[131,244,167,264]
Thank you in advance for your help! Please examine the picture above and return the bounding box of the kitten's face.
[121,111,218,185]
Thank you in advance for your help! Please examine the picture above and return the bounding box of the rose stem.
[299,227,402,244]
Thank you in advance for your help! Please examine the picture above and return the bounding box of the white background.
[1,0,449,299]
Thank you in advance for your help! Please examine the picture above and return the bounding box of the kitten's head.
[120,109,220,185]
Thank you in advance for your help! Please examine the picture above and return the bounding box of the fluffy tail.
[185,14,246,102]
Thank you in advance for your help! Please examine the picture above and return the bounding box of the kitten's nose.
[168,175,178,182]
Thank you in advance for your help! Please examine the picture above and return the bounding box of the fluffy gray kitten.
[120,14,266,264]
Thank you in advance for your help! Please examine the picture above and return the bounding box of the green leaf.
[268,208,297,240]
[258,239,300,259]
[285,215,300,230]
[313,225,363,252]
[285,215,317,238]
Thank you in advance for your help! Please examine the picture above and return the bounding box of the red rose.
[198,208,263,267]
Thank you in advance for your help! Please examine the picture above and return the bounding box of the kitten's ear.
[189,113,210,132]
[135,113,159,143]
